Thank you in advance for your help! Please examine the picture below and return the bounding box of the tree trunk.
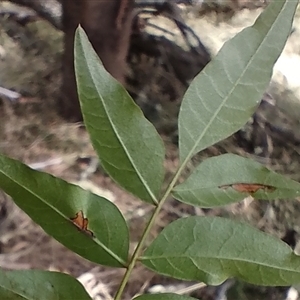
[7,0,62,29]
[60,0,134,121]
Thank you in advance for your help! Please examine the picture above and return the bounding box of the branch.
[7,0,62,29]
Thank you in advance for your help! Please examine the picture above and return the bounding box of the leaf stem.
[114,161,188,299]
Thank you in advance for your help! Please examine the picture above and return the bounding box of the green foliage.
[0,0,298,299]
[142,216,300,285]
[172,154,300,207]
[0,269,92,299]
[0,155,129,267]
[74,28,165,205]
[178,0,296,164]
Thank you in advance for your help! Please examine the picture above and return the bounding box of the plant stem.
[114,161,187,299]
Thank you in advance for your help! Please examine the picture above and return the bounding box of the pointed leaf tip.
[74,26,165,204]
[178,0,297,163]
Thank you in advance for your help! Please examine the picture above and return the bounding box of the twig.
[0,87,21,101]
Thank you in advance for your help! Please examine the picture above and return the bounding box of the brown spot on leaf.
[219,183,276,194]
[70,210,94,237]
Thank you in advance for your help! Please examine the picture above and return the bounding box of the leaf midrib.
[88,65,158,204]
[181,1,286,165]
[0,167,126,266]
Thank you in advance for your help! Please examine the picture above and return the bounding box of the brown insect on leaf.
[219,183,276,194]
[70,210,94,237]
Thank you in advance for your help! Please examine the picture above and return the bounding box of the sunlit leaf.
[0,154,129,267]
[74,26,165,204]
[142,216,300,286]
[0,269,92,300]
[134,294,197,300]
[178,0,297,163]
[173,154,300,207]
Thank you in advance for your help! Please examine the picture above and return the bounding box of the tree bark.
[60,0,134,121]
[7,0,62,29]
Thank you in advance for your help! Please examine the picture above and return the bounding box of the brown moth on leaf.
[219,183,276,194]
[70,210,94,237]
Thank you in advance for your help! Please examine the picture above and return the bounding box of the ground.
[1,1,300,299]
